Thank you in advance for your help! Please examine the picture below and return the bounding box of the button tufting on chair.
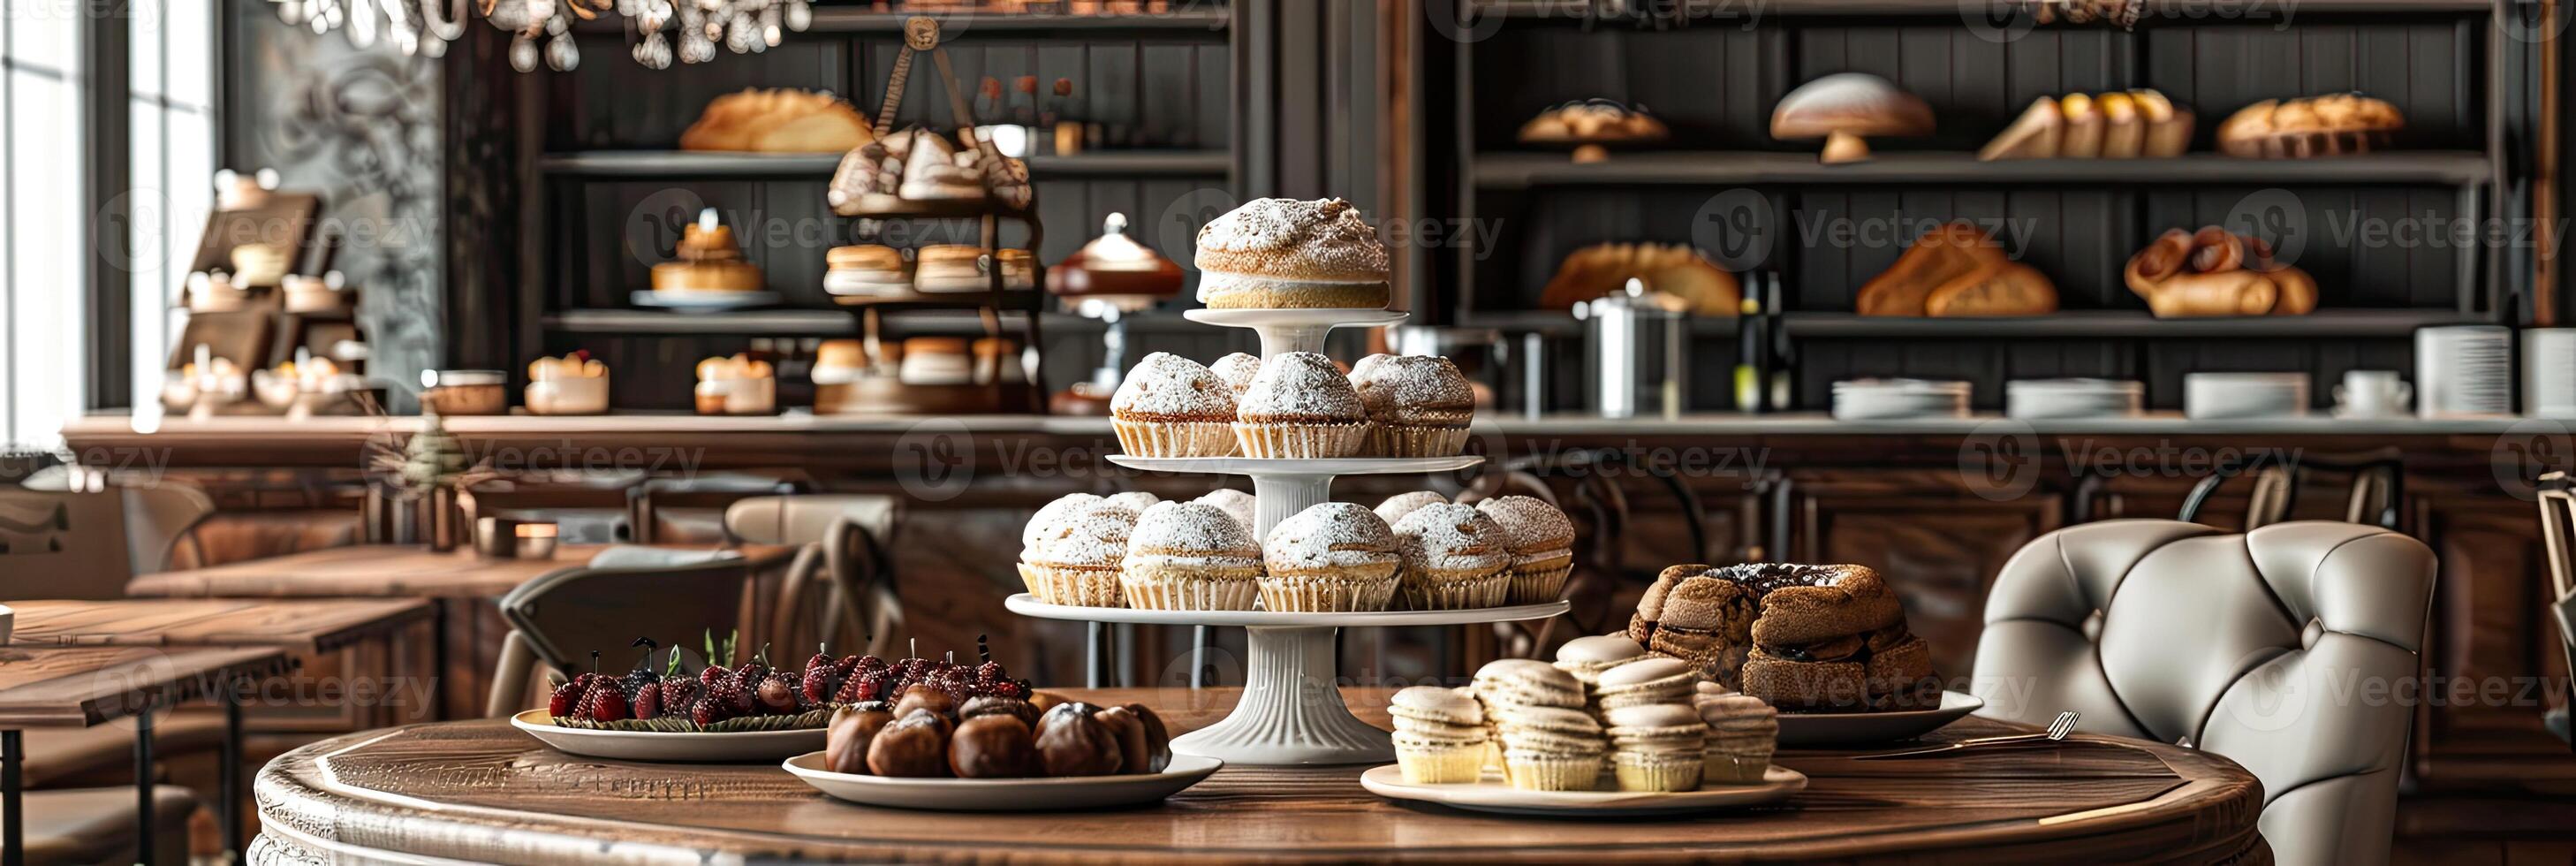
[1970,519,2434,866]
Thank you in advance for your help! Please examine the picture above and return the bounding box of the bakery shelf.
[1472,151,2496,189]
[1779,309,2493,339]
[1471,0,2504,19]
[573,9,1231,34]
[542,308,859,335]
[538,150,1230,179]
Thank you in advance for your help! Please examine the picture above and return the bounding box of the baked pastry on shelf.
[680,88,875,153]
[649,209,764,292]
[1517,98,1669,163]
[1855,223,2057,317]
[525,353,610,416]
[1628,562,1938,712]
[2124,226,2318,316]
[1980,89,2193,160]
[1771,73,1934,164]
[1537,242,1739,316]
[2216,93,2405,158]
[694,353,776,415]
[823,245,911,297]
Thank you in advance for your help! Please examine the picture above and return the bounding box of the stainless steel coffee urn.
[1575,277,1691,419]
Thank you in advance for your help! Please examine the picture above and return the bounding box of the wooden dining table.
[247,687,2267,863]
[0,645,292,866]
[125,543,796,719]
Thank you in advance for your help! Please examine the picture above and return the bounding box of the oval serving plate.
[511,710,825,763]
[1775,690,1984,747]
[783,752,1223,811]
[1360,764,1805,817]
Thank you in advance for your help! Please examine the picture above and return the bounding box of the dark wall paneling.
[1468,26,1784,148]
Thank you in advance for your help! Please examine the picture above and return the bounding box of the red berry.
[586,681,630,722]
[701,665,731,686]
[692,693,738,727]
[548,675,590,718]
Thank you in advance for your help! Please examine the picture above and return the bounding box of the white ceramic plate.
[1005,594,1569,627]
[1360,764,1805,817]
[511,710,824,763]
[1183,308,1407,330]
[1775,690,1984,747]
[630,290,783,310]
[783,751,1223,810]
[1103,455,1482,477]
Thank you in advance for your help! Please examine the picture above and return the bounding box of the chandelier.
[270,0,814,72]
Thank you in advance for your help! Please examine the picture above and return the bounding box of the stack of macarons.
[1693,681,1779,784]
[1389,686,1488,784]
[1471,659,1604,791]
[1594,657,1701,711]
[1602,703,1708,792]
[1551,634,1651,687]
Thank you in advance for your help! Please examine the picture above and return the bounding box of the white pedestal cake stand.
[1009,307,1571,764]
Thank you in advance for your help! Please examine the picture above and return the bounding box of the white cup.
[2335,369,2411,416]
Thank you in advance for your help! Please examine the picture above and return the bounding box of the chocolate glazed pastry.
[950,715,1039,779]
[1034,703,1125,776]
[1124,704,1172,772]
[867,709,954,777]
[959,695,1040,728]
[824,704,896,774]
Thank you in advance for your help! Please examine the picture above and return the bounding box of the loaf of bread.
[1538,242,1740,316]
[1856,223,2056,317]
[1980,89,2193,160]
[2123,226,2319,316]
[680,88,875,153]
[2216,93,2404,157]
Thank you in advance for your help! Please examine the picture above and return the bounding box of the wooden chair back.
[496,555,755,684]
[0,490,129,598]
[2535,472,2576,751]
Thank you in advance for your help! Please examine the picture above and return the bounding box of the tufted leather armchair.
[1971,520,2434,866]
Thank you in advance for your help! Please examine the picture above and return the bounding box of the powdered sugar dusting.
[1351,354,1474,418]
[1023,493,1102,551]
[1102,491,1162,513]
[1263,502,1398,571]
[1193,198,1390,276]
[1375,491,1449,526]
[1193,489,1257,531]
[1030,500,1139,567]
[1476,496,1576,553]
[1239,352,1364,420]
[1392,503,1512,573]
[1130,501,1259,557]
[1210,353,1261,396]
[1112,353,1235,419]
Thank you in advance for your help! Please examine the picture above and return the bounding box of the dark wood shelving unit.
[1436,0,2526,412]
[537,149,1233,178]
[1473,151,2496,188]
[573,8,1232,34]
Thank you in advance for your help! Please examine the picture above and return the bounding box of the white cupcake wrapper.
[1399,569,1512,611]
[1368,423,1471,458]
[1114,419,1239,457]
[1258,569,1399,612]
[1018,561,1125,607]
[1233,422,1370,459]
[1120,567,1262,611]
[1504,754,1604,792]
[1614,751,1706,792]
[1395,740,1488,785]
[1508,558,1575,604]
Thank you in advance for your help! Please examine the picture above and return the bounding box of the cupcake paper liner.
[1258,567,1400,612]
[1019,561,1125,607]
[1701,748,1772,785]
[1614,750,1707,792]
[1120,563,1262,611]
[1233,421,1370,459]
[1113,418,1239,458]
[1395,738,1488,785]
[1368,422,1471,458]
[1504,753,1604,792]
[1508,558,1576,604]
[1400,568,1512,611]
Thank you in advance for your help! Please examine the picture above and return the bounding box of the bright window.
[3,0,87,450]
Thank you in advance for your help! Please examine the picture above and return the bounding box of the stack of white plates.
[2418,325,2512,417]
[2184,372,2309,419]
[2527,329,2576,419]
[1831,379,1971,420]
[2005,378,2144,419]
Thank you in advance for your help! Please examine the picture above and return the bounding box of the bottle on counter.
[1734,285,1766,414]
[1765,274,1794,410]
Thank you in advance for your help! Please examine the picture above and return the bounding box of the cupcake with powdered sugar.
[1193,489,1257,534]
[1350,354,1475,457]
[1121,501,1262,611]
[1193,198,1390,310]
[1476,496,1577,604]
[1260,502,1400,612]
[1233,351,1369,458]
[1390,503,1513,610]
[1210,353,1261,398]
[1374,490,1449,527]
[1111,353,1237,457]
[1018,498,1140,607]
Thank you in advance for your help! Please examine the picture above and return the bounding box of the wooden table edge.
[0,646,296,728]
[2,598,436,655]
[250,715,2268,864]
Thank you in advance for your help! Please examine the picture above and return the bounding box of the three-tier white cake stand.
[1005,308,1570,765]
